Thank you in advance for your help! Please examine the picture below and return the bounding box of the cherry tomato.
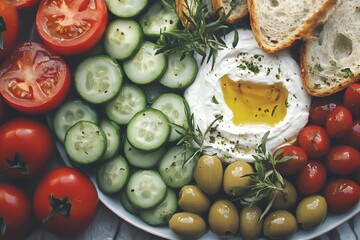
[35,0,108,56]
[297,125,331,158]
[0,42,71,114]
[0,183,32,240]
[0,118,53,179]
[326,145,360,176]
[309,98,340,127]
[326,106,353,139]
[275,145,308,176]
[344,121,360,150]
[0,0,19,60]
[296,160,327,195]
[324,178,360,213]
[343,83,360,119]
[12,0,38,9]
[33,167,99,236]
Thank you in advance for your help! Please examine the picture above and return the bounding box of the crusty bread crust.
[300,0,360,97]
[212,0,248,24]
[248,0,338,53]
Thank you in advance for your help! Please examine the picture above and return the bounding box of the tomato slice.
[12,0,39,9]
[35,0,108,56]
[0,42,71,114]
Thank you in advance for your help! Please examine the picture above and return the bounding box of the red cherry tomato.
[0,118,53,179]
[297,125,331,158]
[0,0,19,60]
[326,106,353,139]
[309,98,340,127]
[33,167,99,236]
[343,83,360,119]
[0,42,71,114]
[12,0,38,9]
[274,145,308,176]
[344,121,360,150]
[35,0,108,56]
[0,183,32,240]
[326,145,360,176]
[324,178,360,213]
[296,160,327,195]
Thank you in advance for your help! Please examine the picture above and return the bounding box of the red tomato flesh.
[0,42,71,114]
[35,0,108,56]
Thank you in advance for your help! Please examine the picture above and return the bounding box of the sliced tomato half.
[35,0,108,56]
[0,42,71,114]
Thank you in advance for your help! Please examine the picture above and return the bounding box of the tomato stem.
[43,195,72,223]
[5,152,28,175]
[0,216,6,238]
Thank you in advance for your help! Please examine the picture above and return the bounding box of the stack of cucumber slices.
[50,0,199,227]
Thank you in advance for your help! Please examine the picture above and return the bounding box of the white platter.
[56,139,360,240]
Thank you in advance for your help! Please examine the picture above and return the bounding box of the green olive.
[263,210,297,239]
[208,199,239,236]
[239,205,263,240]
[178,185,210,214]
[296,194,327,229]
[194,155,223,195]
[268,180,297,210]
[168,212,206,238]
[223,161,254,197]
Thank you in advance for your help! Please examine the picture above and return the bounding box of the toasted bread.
[248,0,338,53]
[212,0,248,24]
[300,0,360,97]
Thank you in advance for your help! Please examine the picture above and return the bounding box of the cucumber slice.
[52,99,98,142]
[139,188,178,226]
[124,137,166,169]
[159,53,198,89]
[139,1,179,38]
[151,93,188,142]
[74,55,123,104]
[99,119,121,161]
[96,155,129,194]
[104,19,143,60]
[105,0,148,18]
[105,82,147,125]
[119,190,139,215]
[126,170,167,209]
[158,145,196,189]
[126,108,170,151]
[64,121,106,165]
[123,41,167,85]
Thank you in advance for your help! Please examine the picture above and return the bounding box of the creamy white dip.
[184,29,311,163]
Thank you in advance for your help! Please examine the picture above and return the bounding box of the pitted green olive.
[208,199,239,236]
[223,161,254,197]
[263,210,297,239]
[194,155,223,195]
[178,185,210,214]
[168,212,206,238]
[239,205,263,240]
[296,194,327,229]
[268,180,297,210]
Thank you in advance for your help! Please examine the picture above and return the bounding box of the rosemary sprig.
[231,131,292,219]
[171,99,222,166]
[156,0,238,69]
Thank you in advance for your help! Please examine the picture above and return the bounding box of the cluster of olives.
[168,155,328,239]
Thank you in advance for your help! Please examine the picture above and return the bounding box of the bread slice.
[300,0,360,97]
[248,0,338,53]
[212,0,248,24]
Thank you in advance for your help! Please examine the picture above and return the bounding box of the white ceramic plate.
[55,139,360,240]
